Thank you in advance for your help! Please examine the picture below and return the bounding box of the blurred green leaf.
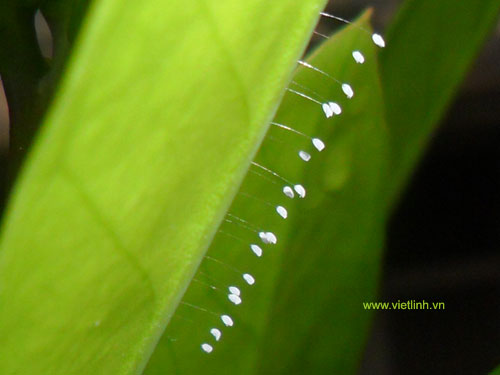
[258,0,500,370]
[0,0,327,374]
[381,0,500,203]
[257,13,388,375]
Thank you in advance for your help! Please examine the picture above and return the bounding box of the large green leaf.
[381,0,500,202]
[256,14,388,375]
[0,0,327,374]
[261,1,500,370]
[143,12,388,375]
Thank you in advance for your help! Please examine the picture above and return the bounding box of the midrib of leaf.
[60,166,155,293]
[0,1,328,374]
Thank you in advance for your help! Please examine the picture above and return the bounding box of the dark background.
[1,1,499,373]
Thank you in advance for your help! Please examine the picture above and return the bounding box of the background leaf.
[380,0,500,203]
[257,14,387,375]
[0,0,327,374]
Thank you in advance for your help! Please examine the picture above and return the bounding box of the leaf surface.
[381,0,500,202]
[0,1,327,374]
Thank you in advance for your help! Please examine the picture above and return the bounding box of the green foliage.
[144,13,386,375]
[0,0,327,374]
[256,15,388,375]
[0,0,499,374]
[381,0,500,203]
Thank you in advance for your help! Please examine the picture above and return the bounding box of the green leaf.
[380,0,500,202]
[256,14,388,375]
[143,12,388,375]
[257,1,500,369]
[0,0,327,374]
